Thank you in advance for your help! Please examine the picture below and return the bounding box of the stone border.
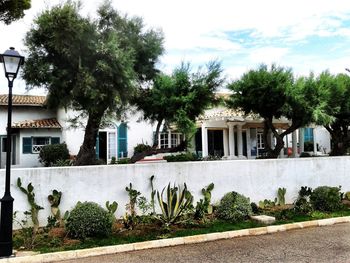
[1,216,350,263]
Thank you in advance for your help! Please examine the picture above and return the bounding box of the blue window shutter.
[95,134,99,159]
[23,137,32,154]
[304,128,314,142]
[118,123,128,158]
[51,137,60,144]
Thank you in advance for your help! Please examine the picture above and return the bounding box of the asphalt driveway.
[56,223,350,263]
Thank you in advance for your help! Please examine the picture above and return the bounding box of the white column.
[158,132,161,149]
[228,123,236,158]
[237,125,243,158]
[223,129,229,157]
[201,123,208,157]
[168,130,171,148]
[292,130,298,157]
[246,128,251,159]
[278,128,284,158]
[299,128,304,153]
[313,128,317,155]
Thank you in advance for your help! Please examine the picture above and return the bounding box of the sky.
[2,0,350,95]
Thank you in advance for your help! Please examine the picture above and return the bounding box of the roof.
[198,108,261,122]
[12,118,61,129]
[0,95,46,106]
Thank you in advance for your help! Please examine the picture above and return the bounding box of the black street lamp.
[0,47,24,257]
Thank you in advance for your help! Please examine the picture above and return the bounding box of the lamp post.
[0,47,24,257]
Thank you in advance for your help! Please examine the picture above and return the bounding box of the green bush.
[163,153,199,162]
[134,143,152,154]
[65,202,112,239]
[310,186,342,212]
[216,192,252,222]
[39,143,70,167]
[299,152,312,158]
[117,158,131,164]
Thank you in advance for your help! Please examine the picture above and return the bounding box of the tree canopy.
[316,72,350,155]
[0,0,31,24]
[23,1,164,165]
[131,61,224,160]
[227,64,325,158]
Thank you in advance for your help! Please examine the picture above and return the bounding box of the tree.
[0,0,31,24]
[316,72,350,155]
[227,64,325,158]
[131,61,224,161]
[23,1,164,165]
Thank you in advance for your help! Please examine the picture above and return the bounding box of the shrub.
[216,192,252,222]
[310,186,342,212]
[39,143,70,167]
[65,202,112,239]
[134,143,152,154]
[294,186,313,214]
[163,153,199,162]
[117,158,131,164]
[299,152,312,158]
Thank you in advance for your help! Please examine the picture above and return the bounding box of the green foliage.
[250,202,260,214]
[227,65,325,158]
[109,157,116,164]
[48,190,63,227]
[258,199,276,209]
[117,158,131,164]
[17,178,44,233]
[133,61,224,147]
[300,152,312,158]
[125,183,141,217]
[277,187,286,206]
[66,202,112,239]
[23,1,164,165]
[195,183,214,219]
[157,183,194,226]
[294,186,313,214]
[105,201,118,216]
[217,192,252,222]
[39,143,70,167]
[163,152,199,162]
[13,211,38,249]
[345,191,350,200]
[0,0,31,24]
[134,143,152,154]
[310,186,342,212]
[137,196,152,215]
[53,159,73,167]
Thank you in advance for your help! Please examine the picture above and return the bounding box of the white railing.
[32,145,45,154]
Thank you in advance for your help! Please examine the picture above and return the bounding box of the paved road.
[57,223,350,263]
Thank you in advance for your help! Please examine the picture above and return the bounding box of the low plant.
[39,143,70,167]
[137,196,152,215]
[258,199,276,209]
[13,211,38,249]
[48,189,63,227]
[65,202,113,239]
[124,183,141,229]
[277,187,286,206]
[53,159,73,167]
[157,183,193,226]
[17,178,43,234]
[310,186,342,212]
[117,158,131,164]
[216,191,252,222]
[110,157,117,164]
[294,186,313,214]
[163,153,199,162]
[134,143,152,154]
[195,183,214,219]
[300,152,312,158]
[150,175,156,214]
[105,201,118,218]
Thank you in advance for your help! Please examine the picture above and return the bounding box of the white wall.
[1,156,349,228]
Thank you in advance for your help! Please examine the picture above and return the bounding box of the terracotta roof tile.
[0,95,46,106]
[12,118,61,129]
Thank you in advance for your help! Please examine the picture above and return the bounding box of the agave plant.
[157,183,193,226]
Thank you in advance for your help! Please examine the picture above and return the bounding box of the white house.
[0,94,331,168]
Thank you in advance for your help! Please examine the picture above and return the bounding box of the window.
[2,138,7,152]
[118,123,128,158]
[159,132,182,149]
[159,133,169,149]
[108,132,116,160]
[257,132,264,150]
[23,137,60,154]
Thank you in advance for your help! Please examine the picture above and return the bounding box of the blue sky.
[2,0,350,94]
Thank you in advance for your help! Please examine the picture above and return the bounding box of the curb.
[2,216,350,263]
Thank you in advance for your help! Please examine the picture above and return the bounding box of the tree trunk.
[74,111,104,166]
[152,119,163,148]
[327,127,349,156]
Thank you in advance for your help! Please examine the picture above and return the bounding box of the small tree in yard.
[316,72,350,155]
[227,64,326,158]
[23,1,164,165]
[131,62,224,162]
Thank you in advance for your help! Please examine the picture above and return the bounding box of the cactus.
[277,187,286,206]
[106,201,118,215]
[157,183,193,226]
[48,189,62,226]
[125,183,141,217]
[195,183,214,219]
[17,178,43,233]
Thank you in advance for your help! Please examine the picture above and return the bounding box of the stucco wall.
[0,156,349,228]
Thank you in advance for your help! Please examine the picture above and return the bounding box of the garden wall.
[1,156,349,228]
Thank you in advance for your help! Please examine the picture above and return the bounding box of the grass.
[16,208,350,254]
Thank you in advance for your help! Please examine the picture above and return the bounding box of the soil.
[48,227,67,238]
